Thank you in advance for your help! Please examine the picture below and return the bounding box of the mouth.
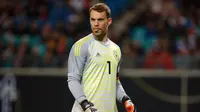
[93,28,100,32]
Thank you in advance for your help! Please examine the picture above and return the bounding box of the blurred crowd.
[121,0,200,69]
[0,0,200,69]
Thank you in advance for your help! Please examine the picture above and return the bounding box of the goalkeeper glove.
[122,96,136,112]
[80,100,100,112]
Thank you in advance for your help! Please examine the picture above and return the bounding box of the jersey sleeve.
[116,46,122,80]
[67,41,88,103]
[116,58,121,80]
[116,48,127,103]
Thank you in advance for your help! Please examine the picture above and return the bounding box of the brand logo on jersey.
[96,52,101,57]
[93,52,105,65]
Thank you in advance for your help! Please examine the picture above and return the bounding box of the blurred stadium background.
[0,0,200,112]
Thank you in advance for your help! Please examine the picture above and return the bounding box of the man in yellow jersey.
[67,3,136,112]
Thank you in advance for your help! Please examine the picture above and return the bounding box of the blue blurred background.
[0,0,200,112]
[1,0,200,69]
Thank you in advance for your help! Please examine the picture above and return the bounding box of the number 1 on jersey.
[107,61,111,74]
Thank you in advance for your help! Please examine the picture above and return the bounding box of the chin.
[93,32,101,37]
[93,33,104,40]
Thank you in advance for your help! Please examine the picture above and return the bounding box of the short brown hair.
[89,3,111,18]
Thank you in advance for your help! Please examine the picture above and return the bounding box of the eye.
[91,18,95,21]
[98,19,104,22]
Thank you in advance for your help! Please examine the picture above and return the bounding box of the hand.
[80,100,100,112]
[122,96,136,112]
[124,100,136,112]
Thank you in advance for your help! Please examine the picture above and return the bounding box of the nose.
[94,21,99,26]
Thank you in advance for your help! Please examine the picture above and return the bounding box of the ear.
[108,18,112,26]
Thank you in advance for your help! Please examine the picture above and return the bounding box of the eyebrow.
[90,17,105,20]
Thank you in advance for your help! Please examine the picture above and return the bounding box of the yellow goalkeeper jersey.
[68,33,121,112]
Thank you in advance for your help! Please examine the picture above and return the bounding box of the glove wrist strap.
[122,96,131,104]
[80,100,91,111]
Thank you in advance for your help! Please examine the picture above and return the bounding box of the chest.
[88,42,120,65]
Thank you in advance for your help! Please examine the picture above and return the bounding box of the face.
[90,10,112,40]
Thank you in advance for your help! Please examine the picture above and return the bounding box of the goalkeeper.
[67,3,136,112]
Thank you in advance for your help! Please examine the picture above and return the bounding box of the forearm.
[68,75,86,103]
[116,80,128,103]
[117,80,136,112]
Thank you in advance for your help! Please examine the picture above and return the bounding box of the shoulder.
[72,34,93,56]
[109,40,121,51]
[74,34,93,46]
[109,40,122,59]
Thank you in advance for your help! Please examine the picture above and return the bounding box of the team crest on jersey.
[113,50,119,61]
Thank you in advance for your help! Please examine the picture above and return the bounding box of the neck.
[101,36,108,43]
[95,34,108,43]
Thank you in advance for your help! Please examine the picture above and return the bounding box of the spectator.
[176,28,196,55]
[144,34,175,69]
[14,35,29,67]
[195,37,200,68]
[1,42,15,68]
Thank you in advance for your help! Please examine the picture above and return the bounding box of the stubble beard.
[93,30,106,41]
